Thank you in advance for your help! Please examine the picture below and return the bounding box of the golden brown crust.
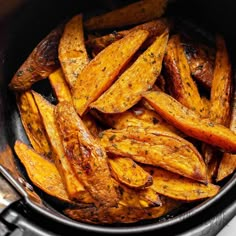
[99,127,207,182]
[143,91,236,153]
[55,101,120,207]
[9,25,63,91]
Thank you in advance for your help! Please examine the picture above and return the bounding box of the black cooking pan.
[0,0,236,235]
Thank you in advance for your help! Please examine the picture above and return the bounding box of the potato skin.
[184,40,214,89]
[55,101,120,207]
[163,35,205,116]
[9,25,63,91]
[64,197,179,224]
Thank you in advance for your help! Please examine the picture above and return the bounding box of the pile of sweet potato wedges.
[9,0,236,224]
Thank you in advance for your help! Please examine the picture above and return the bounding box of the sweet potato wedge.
[9,24,63,91]
[48,68,73,103]
[59,14,89,88]
[92,104,179,134]
[14,140,70,202]
[163,35,206,116]
[64,197,179,224]
[86,18,169,56]
[143,91,236,153]
[108,156,153,188]
[55,101,120,207]
[90,30,169,113]
[144,167,219,201]
[210,34,232,126]
[72,29,149,116]
[217,89,236,181]
[32,91,92,203]
[183,40,215,89]
[200,35,232,166]
[99,127,207,182]
[84,0,167,31]
[16,91,52,159]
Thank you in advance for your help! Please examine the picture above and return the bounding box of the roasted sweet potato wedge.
[183,40,215,89]
[91,30,169,113]
[59,14,89,88]
[64,196,179,224]
[99,127,207,182]
[86,18,169,56]
[143,91,236,153]
[55,101,120,207]
[32,91,92,203]
[163,35,206,116]
[9,24,63,91]
[108,156,153,188]
[14,140,70,202]
[16,91,52,159]
[48,68,73,103]
[72,29,149,116]
[144,166,219,201]
[217,89,236,181]
[84,0,167,31]
[92,104,179,134]
[200,35,232,166]
[210,34,232,126]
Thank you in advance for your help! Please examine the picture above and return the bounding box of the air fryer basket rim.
[1,0,236,234]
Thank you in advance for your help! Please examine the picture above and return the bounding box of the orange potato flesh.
[108,156,153,188]
[55,101,120,207]
[32,91,91,202]
[99,128,207,183]
[143,91,236,153]
[48,68,73,103]
[210,35,232,126]
[16,91,52,159]
[90,30,169,113]
[48,69,100,137]
[144,167,219,201]
[64,197,179,224]
[164,35,206,116]
[84,0,167,31]
[217,90,236,181]
[14,140,70,202]
[9,25,63,91]
[59,14,89,88]
[72,29,149,116]
[91,104,179,134]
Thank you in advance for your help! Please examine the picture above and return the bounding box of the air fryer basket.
[0,0,236,235]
